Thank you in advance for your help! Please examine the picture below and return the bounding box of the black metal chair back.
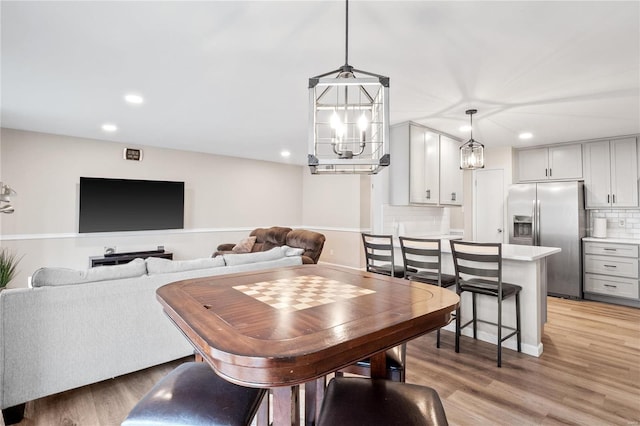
[450,240,502,289]
[399,237,443,285]
[361,233,403,278]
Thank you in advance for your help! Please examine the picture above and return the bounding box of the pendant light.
[308,0,390,174]
[459,109,485,170]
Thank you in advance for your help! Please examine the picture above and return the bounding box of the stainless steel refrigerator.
[508,181,586,298]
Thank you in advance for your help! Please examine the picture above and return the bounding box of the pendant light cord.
[345,0,349,66]
[470,112,473,140]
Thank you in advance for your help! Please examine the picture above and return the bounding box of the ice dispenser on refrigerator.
[512,215,533,244]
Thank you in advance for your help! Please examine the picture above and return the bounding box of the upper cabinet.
[390,122,463,206]
[583,138,638,209]
[439,135,463,205]
[409,126,439,205]
[516,144,583,182]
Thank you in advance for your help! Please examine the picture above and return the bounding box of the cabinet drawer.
[584,274,639,299]
[584,242,638,258]
[584,255,639,278]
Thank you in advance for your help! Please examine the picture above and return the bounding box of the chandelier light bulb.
[358,113,368,142]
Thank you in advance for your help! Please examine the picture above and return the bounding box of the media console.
[89,250,173,267]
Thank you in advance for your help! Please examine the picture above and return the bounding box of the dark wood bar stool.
[361,233,405,278]
[399,237,457,347]
[317,377,449,426]
[121,362,266,426]
[449,240,522,367]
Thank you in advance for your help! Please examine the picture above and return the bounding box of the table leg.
[304,377,326,426]
[370,351,387,379]
[272,385,300,426]
[256,392,270,426]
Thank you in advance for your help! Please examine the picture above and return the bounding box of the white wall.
[0,128,304,287]
[301,171,368,269]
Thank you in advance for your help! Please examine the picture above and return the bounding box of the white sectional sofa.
[0,247,303,424]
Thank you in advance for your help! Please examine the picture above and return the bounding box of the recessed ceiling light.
[101,123,118,132]
[459,125,472,132]
[281,150,291,158]
[124,94,144,104]
[519,132,533,140]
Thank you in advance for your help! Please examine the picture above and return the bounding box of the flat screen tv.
[79,177,184,233]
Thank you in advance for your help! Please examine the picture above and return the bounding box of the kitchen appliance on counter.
[508,181,586,298]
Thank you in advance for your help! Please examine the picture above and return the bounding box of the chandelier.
[308,0,390,174]
[460,109,485,170]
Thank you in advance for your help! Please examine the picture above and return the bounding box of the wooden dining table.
[156,264,459,426]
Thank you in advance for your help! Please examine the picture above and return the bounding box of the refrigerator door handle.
[536,200,541,246]
[532,199,537,246]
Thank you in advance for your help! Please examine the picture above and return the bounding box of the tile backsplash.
[382,205,451,237]
[588,209,640,239]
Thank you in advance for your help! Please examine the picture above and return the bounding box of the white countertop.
[440,243,561,262]
[583,237,640,245]
[392,236,561,262]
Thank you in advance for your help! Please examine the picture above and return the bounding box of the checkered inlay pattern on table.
[233,275,376,312]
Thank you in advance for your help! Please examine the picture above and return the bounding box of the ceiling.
[2,1,639,166]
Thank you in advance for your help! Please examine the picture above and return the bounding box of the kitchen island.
[437,243,560,357]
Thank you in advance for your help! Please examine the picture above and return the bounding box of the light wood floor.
[7,297,640,426]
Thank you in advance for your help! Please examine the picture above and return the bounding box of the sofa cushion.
[232,236,257,253]
[223,247,285,266]
[146,256,226,275]
[31,258,147,287]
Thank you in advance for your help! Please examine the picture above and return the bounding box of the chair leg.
[436,328,441,348]
[455,293,461,353]
[472,293,478,339]
[516,293,522,353]
[497,296,503,368]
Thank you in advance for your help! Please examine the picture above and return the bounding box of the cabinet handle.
[549,168,552,177]
[426,189,431,200]
[603,248,617,251]
[607,194,610,203]
[603,284,617,288]
[545,168,548,177]
[613,194,616,204]
[451,192,456,201]
[603,264,617,268]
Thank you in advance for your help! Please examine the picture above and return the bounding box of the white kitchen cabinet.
[409,126,439,204]
[583,138,638,208]
[389,121,463,206]
[517,147,548,181]
[583,241,640,307]
[439,135,463,205]
[516,144,582,182]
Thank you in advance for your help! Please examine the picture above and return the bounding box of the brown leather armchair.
[215,227,326,264]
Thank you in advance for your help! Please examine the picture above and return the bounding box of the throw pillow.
[232,236,257,253]
[146,256,225,275]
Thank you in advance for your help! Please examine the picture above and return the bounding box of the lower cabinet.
[583,241,640,307]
